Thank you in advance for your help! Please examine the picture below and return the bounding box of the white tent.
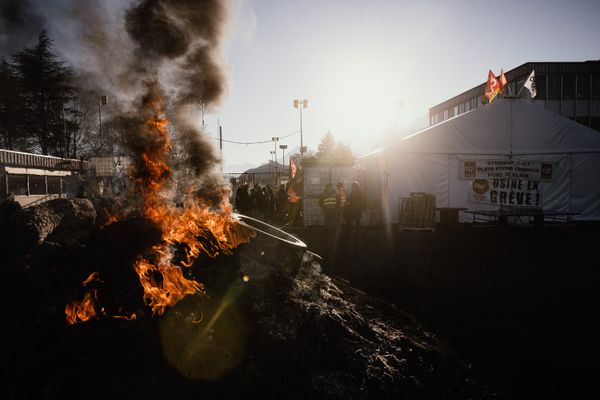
[358,98,600,223]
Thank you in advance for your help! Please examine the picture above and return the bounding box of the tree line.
[0,31,101,159]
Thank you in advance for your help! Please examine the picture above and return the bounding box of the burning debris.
[0,0,254,323]
[1,211,496,399]
[64,85,255,324]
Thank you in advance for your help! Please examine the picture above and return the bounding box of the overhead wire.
[206,129,300,145]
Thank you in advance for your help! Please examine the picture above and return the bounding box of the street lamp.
[269,151,276,185]
[98,95,108,154]
[279,144,288,169]
[293,99,308,155]
[272,136,279,174]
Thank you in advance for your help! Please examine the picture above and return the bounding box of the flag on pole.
[484,70,501,103]
[523,70,537,98]
[499,69,508,91]
[290,156,298,179]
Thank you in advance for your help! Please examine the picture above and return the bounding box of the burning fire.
[65,92,254,325]
[65,289,99,325]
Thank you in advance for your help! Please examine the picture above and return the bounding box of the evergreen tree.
[316,130,354,162]
[316,131,337,159]
[12,31,77,156]
[0,58,26,150]
[334,140,354,162]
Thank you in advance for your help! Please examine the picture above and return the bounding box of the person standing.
[287,180,301,226]
[344,181,366,227]
[336,181,346,226]
[319,183,338,232]
[276,184,287,222]
[235,184,249,214]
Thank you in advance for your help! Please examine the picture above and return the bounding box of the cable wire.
[207,130,300,145]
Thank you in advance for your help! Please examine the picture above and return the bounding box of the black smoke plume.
[125,0,228,106]
[0,0,230,190]
[0,0,45,54]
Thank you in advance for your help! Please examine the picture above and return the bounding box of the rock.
[5,198,96,248]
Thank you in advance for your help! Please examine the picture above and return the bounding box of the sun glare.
[319,59,424,150]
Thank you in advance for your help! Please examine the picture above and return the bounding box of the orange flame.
[102,208,119,228]
[65,289,99,325]
[66,91,254,324]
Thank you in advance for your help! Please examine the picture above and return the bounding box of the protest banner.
[460,159,554,182]
[470,178,542,207]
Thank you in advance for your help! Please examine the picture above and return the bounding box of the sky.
[205,0,600,172]
[1,0,599,172]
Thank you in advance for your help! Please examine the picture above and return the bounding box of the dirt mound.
[0,217,495,399]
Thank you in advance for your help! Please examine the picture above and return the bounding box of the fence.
[224,172,287,188]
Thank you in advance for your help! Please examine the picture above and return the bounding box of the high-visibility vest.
[288,188,300,203]
[322,195,337,208]
[338,189,346,206]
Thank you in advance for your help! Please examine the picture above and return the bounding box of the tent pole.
[509,100,513,159]
[569,154,573,213]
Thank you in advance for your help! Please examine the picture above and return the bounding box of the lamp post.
[293,99,308,155]
[98,95,108,154]
[279,144,288,170]
[272,136,279,174]
[269,151,276,186]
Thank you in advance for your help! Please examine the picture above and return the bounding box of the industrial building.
[0,149,90,207]
[428,60,600,132]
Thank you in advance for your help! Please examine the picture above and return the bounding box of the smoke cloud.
[125,0,228,106]
[0,0,45,55]
[0,0,230,186]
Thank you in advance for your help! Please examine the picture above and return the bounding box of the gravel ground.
[285,222,600,400]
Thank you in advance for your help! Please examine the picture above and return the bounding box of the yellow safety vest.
[323,195,337,208]
[288,188,299,203]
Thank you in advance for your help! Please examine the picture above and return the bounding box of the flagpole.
[516,86,524,97]
[506,83,514,97]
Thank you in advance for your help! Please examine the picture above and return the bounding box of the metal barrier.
[398,192,436,232]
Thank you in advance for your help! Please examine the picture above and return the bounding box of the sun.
[317,58,424,150]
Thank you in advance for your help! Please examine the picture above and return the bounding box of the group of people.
[235,183,290,223]
[319,181,366,231]
[233,179,366,230]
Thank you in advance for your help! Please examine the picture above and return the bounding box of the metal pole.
[219,125,223,173]
[98,96,107,154]
[62,103,67,157]
[300,105,303,154]
[272,137,279,175]
[98,98,102,150]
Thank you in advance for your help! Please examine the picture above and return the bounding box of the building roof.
[0,149,89,171]
[429,60,600,116]
[399,97,600,155]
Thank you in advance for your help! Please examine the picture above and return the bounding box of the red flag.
[499,69,508,90]
[290,156,297,179]
[484,70,501,103]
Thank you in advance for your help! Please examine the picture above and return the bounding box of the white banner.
[470,179,542,207]
[460,159,554,182]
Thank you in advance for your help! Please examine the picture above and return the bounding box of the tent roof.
[357,147,384,161]
[389,98,600,155]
